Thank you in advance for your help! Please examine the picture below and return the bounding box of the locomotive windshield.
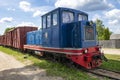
[62,11,74,23]
[78,14,87,21]
[85,26,94,40]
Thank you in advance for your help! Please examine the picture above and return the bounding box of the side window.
[42,16,46,29]
[78,15,82,21]
[62,11,74,23]
[85,26,94,40]
[53,13,58,26]
[78,14,87,21]
[83,15,87,20]
[47,14,51,28]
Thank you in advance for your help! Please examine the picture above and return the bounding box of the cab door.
[42,14,52,47]
[51,11,60,47]
[81,21,97,48]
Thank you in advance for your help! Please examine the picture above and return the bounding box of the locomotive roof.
[42,7,88,17]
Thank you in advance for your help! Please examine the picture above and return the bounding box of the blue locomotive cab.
[42,8,59,47]
[41,7,97,48]
[60,8,97,48]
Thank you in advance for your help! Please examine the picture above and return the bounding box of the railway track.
[46,56,120,80]
[25,52,120,80]
[87,68,120,80]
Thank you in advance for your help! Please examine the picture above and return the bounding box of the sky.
[0,0,120,35]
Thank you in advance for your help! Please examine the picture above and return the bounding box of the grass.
[0,46,97,80]
[100,54,120,71]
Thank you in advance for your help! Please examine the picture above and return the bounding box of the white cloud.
[117,0,120,4]
[108,20,119,25]
[109,26,120,34]
[33,6,54,17]
[32,10,49,17]
[92,14,101,21]
[0,17,13,23]
[115,28,120,33]
[105,9,120,19]
[55,0,114,11]
[19,1,53,17]
[33,10,43,17]
[45,0,50,3]
[105,9,120,25]
[104,9,120,33]
[7,8,15,11]
[17,22,36,27]
[19,1,33,12]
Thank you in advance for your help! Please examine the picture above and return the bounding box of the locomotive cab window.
[42,16,46,29]
[52,12,58,26]
[85,26,94,40]
[78,14,87,21]
[47,14,51,28]
[62,11,74,23]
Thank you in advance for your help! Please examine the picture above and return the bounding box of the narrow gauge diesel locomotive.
[24,7,106,69]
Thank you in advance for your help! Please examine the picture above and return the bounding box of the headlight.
[99,48,101,51]
[84,49,88,53]
[95,47,101,51]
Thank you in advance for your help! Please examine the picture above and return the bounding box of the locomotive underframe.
[24,45,104,69]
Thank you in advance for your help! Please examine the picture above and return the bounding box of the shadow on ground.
[0,65,63,80]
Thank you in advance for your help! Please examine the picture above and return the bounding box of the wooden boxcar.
[8,31,13,46]
[0,36,2,45]
[5,31,12,46]
[4,34,7,46]
[11,26,38,49]
[1,35,5,46]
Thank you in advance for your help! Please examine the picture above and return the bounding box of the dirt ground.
[0,51,63,80]
[102,48,120,55]
[0,48,119,80]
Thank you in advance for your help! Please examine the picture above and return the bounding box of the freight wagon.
[0,36,2,45]
[12,27,38,49]
[5,31,13,46]
[0,26,37,49]
[0,35,6,46]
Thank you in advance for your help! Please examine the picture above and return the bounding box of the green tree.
[95,19,112,40]
[4,27,15,34]
[103,27,112,40]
